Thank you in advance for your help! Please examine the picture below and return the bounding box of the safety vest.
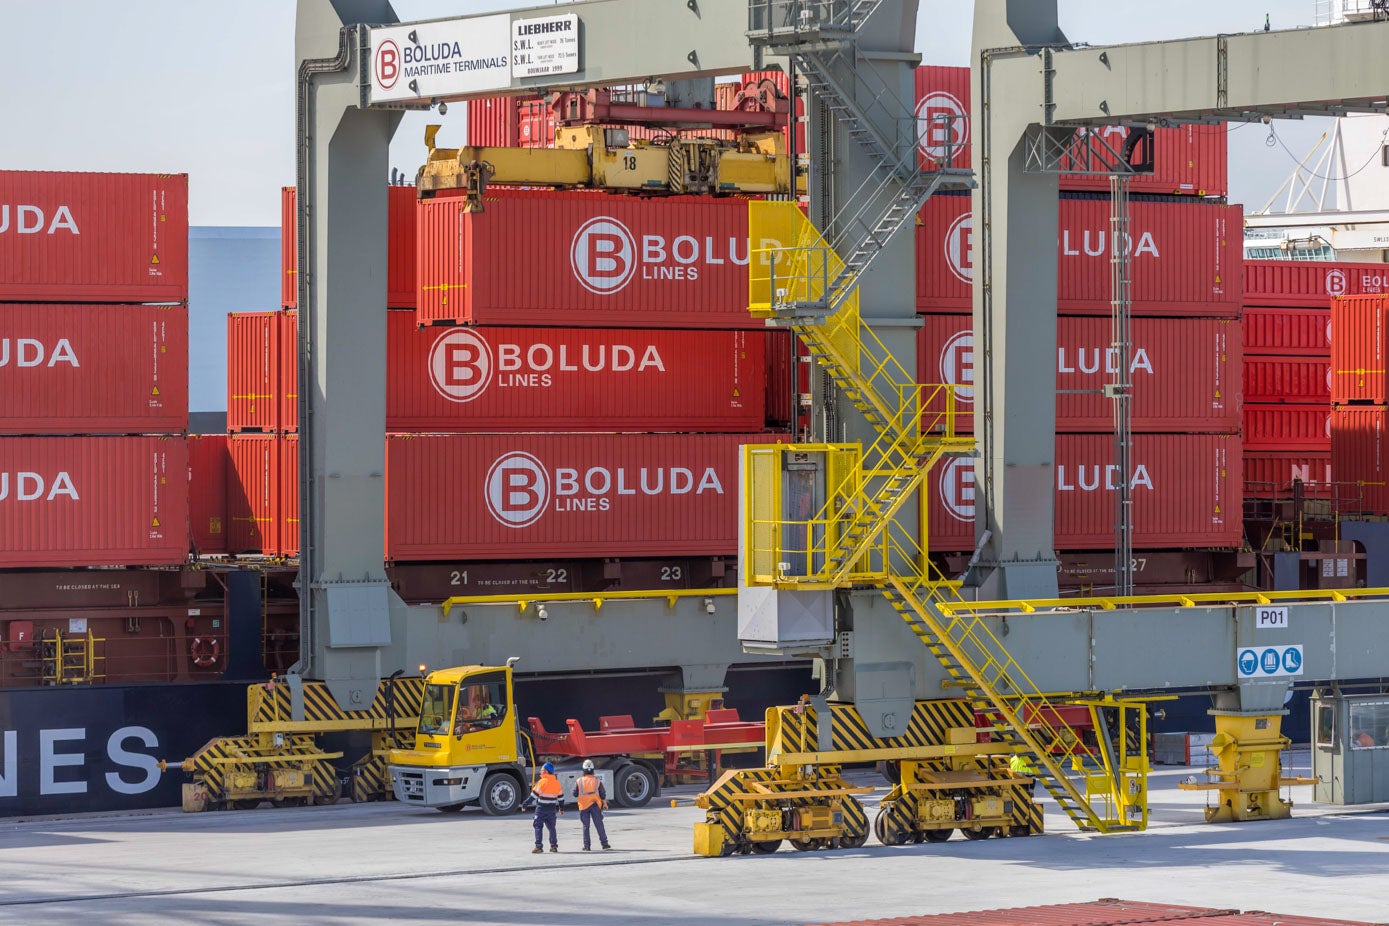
[1009,754,1035,776]
[575,774,603,811]
[532,773,564,805]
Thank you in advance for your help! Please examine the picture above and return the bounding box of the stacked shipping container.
[0,171,192,567]
[1331,293,1389,513]
[227,183,785,565]
[910,68,1243,557]
[1242,260,1342,497]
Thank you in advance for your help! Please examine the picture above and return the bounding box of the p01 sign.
[1255,606,1289,629]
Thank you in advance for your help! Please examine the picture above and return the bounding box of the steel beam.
[1048,22,1389,125]
[363,0,759,107]
[965,3,1066,600]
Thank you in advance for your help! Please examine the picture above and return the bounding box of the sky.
[0,0,1334,226]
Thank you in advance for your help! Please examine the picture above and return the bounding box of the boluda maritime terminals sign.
[369,13,579,105]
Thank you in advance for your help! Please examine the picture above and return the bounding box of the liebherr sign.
[369,14,579,105]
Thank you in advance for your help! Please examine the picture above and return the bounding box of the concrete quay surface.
[0,752,1384,926]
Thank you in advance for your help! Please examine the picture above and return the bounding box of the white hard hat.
[582,759,595,773]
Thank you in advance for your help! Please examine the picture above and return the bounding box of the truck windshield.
[420,684,456,737]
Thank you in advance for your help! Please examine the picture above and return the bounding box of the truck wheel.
[479,772,522,816]
[614,763,657,808]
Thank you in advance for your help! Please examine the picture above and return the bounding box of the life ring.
[190,636,221,668]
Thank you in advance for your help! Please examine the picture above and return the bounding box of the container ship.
[1,67,1376,817]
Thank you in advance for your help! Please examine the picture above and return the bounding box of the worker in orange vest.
[572,759,611,851]
[531,762,564,854]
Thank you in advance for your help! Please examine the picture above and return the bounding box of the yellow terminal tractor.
[387,659,664,814]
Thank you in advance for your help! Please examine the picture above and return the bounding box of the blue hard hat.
[542,762,555,774]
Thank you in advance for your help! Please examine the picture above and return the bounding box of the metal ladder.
[748,2,972,319]
[881,577,1142,832]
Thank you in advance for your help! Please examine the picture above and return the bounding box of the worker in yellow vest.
[572,759,612,851]
[531,762,564,854]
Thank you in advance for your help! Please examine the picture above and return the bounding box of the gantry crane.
[281,0,1389,847]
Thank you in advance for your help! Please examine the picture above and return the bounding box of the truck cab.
[388,664,529,814]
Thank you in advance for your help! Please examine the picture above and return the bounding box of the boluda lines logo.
[429,329,493,403]
[486,453,550,528]
[570,215,770,295]
[939,331,975,403]
[916,91,969,164]
[944,213,973,284]
[429,328,669,403]
[572,217,638,294]
[484,451,725,527]
[1,205,79,236]
[939,458,975,523]
[1325,268,1348,297]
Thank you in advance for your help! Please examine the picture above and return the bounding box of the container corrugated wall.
[416,189,763,329]
[1243,404,1331,451]
[917,315,1240,432]
[927,434,1242,552]
[280,185,417,309]
[0,171,189,304]
[1331,405,1389,514]
[188,434,228,555]
[386,433,777,561]
[1243,356,1330,403]
[227,433,280,554]
[465,96,522,147]
[0,436,188,567]
[917,195,1242,315]
[385,312,766,432]
[764,330,795,428]
[1243,307,1331,356]
[1244,451,1333,495]
[1244,259,1389,307]
[227,311,296,433]
[0,304,187,434]
[1331,294,1388,403]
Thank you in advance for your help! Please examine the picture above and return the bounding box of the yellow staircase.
[745,201,1146,834]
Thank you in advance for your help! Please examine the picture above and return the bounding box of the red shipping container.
[280,186,417,309]
[466,96,523,147]
[385,432,778,561]
[0,171,188,305]
[0,436,188,567]
[917,315,1240,432]
[227,311,297,433]
[188,434,228,555]
[1243,404,1331,451]
[0,303,187,434]
[1243,356,1330,404]
[926,434,1242,552]
[1244,259,1389,308]
[1331,405,1389,514]
[236,310,765,433]
[417,189,765,329]
[386,312,764,432]
[227,433,279,555]
[916,195,1241,315]
[1244,451,1333,495]
[912,67,1227,196]
[1331,293,1389,403]
[1242,307,1331,357]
